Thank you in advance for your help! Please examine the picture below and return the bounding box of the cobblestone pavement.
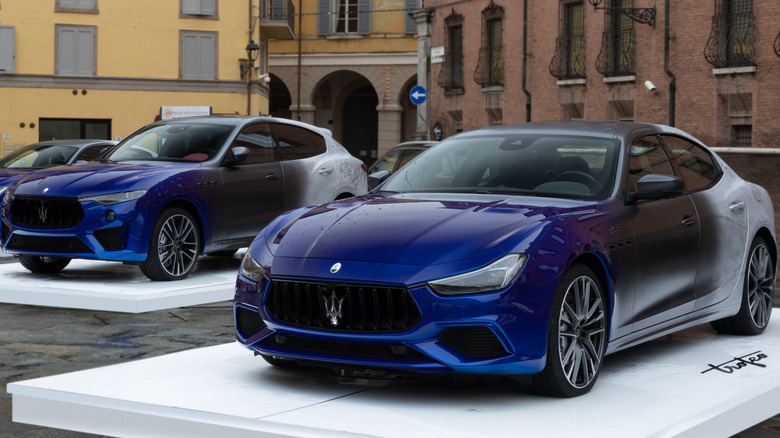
[0,258,778,437]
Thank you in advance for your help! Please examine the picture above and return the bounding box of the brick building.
[420,0,780,149]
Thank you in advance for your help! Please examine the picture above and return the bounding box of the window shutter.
[58,0,77,8]
[404,0,418,34]
[182,33,215,80]
[317,0,331,35]
[182,0,201,15]
[75,28,94,76]
[76,0,95,8]
[181,34,199,79]
[357,0,371,35]
[271,0,284,20]
[199,34,216,80]
[200,0,216,16]
[0,26,15,74]
[58,28,77,76]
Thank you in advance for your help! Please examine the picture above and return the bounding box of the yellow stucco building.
[0,0,295,155]
[268,0,422,165]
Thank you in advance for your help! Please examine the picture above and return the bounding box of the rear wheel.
[140,207,200,281]
[530,264,607,397]
[17,255,71,274]
[711,236,774,335]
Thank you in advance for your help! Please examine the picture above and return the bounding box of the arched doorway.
[268,74,291,119]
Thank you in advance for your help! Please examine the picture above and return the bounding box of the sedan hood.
[10,162,197,197]
[0,169,31,187]
[267,193,599,266]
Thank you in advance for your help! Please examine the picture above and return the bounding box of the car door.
[657,135,747,309]
[219,123,284,243]
[269,122,330,209]
[625,135,700,330]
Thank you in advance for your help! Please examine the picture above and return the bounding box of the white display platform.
[0,252,242,313]
[9,319,780,438]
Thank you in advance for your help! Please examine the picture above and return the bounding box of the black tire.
[711,236,775,335]
[17,255,71,274]
[139,207,200,281]
[260,354,298,368]
[530,264,607,397]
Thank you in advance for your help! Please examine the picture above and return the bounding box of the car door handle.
[318,167,334,175]
[729,201,746,212]
[681,215,697,227]
[265,173,281,180]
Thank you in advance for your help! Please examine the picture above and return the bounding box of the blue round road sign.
[409,85,427,105]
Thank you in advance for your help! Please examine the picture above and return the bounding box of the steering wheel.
[555,170,600,190]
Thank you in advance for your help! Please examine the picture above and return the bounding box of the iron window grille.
[596,0,635,77]
[732,125,752,147]
[704,0,755,68]
[474,1,504,87]
[550,1,586,80]
[437,9,464,91]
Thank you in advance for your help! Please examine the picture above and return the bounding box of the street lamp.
[587,0,656,27]
[240,40,261,79]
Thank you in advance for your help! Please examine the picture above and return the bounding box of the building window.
[318,0,371,35]
[0,25,15,74]
[55,0,98,13]
[705,0,755,68]
[732,125,752,147]
[39,118,111,141]
[550,1,586,80]
[596,0,635,77]
[436,10,464,91]
[474,1,504,87]
[56,25,95,77]
[180,31,217,80]
[181,0,217,17]
[404,0,419,34]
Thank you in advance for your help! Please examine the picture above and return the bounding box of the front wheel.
[17,255,71,274]
[711,236,775,335]
[530,264,607,397]
[140,207,200,281]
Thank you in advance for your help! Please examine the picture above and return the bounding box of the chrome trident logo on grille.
[323,291,344,326]
[37,201,48,223]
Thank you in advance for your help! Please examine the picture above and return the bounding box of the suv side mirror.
[224,146,250,166]
[628,174,684,203]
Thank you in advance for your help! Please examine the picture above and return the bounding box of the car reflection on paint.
[0,116,367,281]
[234,121,776,397]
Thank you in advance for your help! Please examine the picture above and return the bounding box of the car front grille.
[265,280,421,333]
[11,197,84,228]
[259,332,429,361]
[7,234,92,253]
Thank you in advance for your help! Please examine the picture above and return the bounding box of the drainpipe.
[522,0,531,122]
[664,0,675,127]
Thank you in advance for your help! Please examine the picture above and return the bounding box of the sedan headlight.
[240,250,267,283]
[79,190,147,205]
[429,254,526,295]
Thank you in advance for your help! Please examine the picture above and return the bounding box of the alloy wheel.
[747,242,774,329]
[157,213,199,277]
[558,274,606,389]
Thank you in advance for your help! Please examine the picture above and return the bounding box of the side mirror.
[224,146,250,166]
[368,170,391,190]
[628,174,684,203]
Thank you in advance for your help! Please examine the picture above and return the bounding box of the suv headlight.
[429,254,526,295]
[80,190,147,205]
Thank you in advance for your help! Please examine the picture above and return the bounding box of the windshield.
[108,123,234,162]
[381,133,619,200]
[0,145,77,169]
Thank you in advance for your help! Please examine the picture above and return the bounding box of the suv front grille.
[266,280,421,333]
[11,197,84,228]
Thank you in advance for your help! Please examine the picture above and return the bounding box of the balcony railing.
[550,36,586,80]
[596,28,635,77]
[259,0,295,40]
[704,6,755,68]
[437,53,464,91]
[474,46,503,87]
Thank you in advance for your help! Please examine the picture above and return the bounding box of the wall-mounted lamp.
[240,40,261,80]
[258,73,271,84]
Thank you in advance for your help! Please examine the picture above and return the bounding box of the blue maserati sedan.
[0,116,367,280]
[234,121,777,397]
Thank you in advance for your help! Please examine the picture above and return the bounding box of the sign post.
[410,86,430,140]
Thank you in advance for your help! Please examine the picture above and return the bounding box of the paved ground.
[0,256,778,437]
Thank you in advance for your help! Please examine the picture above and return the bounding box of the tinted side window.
[629,135,674,192]
[658,135,720,193]
[371,149,402,173]
[74,145,108,162]
[270,123,326,161]
[398,148,425,168]
[233,123,275,164]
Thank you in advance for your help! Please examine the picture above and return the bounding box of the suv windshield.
[109,124,234,162]
[381,134,618,200]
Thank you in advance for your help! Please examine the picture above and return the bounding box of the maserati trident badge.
[330,262,342,274]
[324,291,344,326]
[37,202,48,223]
